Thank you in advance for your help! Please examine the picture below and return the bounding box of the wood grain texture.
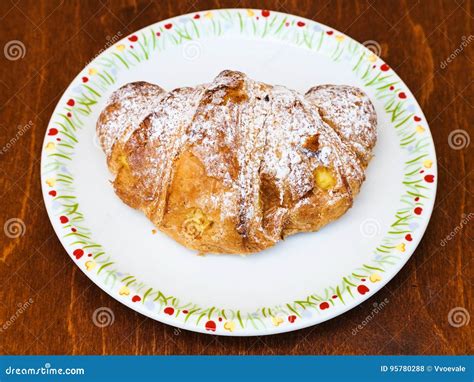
[0,0,472,355]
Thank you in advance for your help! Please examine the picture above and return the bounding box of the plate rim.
[40,8,438,336]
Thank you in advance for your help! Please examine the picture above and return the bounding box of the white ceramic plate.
[41,9,437,336]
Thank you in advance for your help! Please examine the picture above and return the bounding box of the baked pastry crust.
[97,70,377,254]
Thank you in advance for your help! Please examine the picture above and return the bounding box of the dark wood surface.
[0,0,472,355]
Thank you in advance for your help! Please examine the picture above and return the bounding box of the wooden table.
[0,0,472,355]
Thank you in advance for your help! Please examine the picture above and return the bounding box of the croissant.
[97,70,377,254]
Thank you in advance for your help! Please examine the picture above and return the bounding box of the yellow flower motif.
[204,11,213,19]
[246,9,255,17]
[369,273,382,282]
[396,243,406,252]
[224,321,236,332]
[271,316,284,326]
[88,68,98,75]
[335,35,345,42]
[368,53,377,63]
[45,177,56,187]
[423,159,433,168]
[116,44,125,52]
[416,125,425,133]
[45,142,55,153]
[119,286,130,296]
[85,260,96,271]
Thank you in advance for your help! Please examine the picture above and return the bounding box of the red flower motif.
[288,315,297,323]
[128,35,138,42]
[60,216,69,224]
[164,307,174,315]
[164,23,173,29]
[357,285,369,295]
[205,320,216,331]
[424,175,434,183]
[132,295,141,302]
[414,207,423,215]
[319,302,330,310]
[73,249,84,259]
[297,21,306,27]
[398,92,407,99]
[261,10,270,17]
[380,63,390,71]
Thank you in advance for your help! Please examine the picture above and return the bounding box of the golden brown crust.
[97,70,377,254]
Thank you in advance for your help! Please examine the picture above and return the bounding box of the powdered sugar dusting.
[306,85,377,165]
[97,82,165,159]
[97,70,377,250]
